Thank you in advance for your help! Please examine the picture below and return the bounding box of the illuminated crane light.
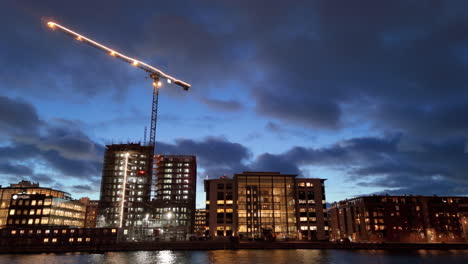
[76,36,82,41]
[45,21,191,89]
[110,51,116,56]
[153,81,162,87]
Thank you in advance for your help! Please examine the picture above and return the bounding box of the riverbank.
[1,241,468,254]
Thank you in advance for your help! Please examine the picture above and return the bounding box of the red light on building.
[138,170,146,175]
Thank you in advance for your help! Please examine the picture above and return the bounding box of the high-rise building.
[98,143,154,229]
[152,155,196,239]
[328,195,468,243]
[204,176,234,237]
[0,181,71,228]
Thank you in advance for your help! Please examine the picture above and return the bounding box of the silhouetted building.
[6,193,85,228]
[328,195,468,242]
[80,197,99,228]
[152,155,196,240]
[204,176,234,237]
[98,143,154,229]
[0,181,71,228]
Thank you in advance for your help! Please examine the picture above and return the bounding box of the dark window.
[226,192,233,200]
[217,192,224,200]
[226,184,233,190]
[217,213,224,224]
[307,191,314,200]
[226,213,233,224]
[299,191,306,200]
[217,184,224,189]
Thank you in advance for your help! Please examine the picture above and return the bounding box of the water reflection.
[0,249,467,264]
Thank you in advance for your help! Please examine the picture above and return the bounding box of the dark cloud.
[201,97,243,112]
[0,96,104,182]
[0,96,41,136]
[157,136,251,178]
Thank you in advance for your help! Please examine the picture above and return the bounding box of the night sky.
[1,1,468,208]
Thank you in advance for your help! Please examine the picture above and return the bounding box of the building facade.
[6,193,85,228]
[204,177,234,237]
[80,197,99,228]
[0,181,70,228]
[235,172,297,240]
[296,178,328,240]
[98,143,154,229]
[152,155,197,239]
[204,172,329,240]
[328,195,468,243]
[194,209,207,235]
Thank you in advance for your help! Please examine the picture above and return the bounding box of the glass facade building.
[6,193,85,228]
[235,172,297,239]
[0,181,70,229]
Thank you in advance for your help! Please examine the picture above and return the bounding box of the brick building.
[328,195,468,242]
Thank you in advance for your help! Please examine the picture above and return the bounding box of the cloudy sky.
[1,0,468,208]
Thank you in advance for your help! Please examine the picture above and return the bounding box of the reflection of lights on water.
[157,250,175,264]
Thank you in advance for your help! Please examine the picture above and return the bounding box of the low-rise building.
[194,209,207,235]
[204,177,234,237]
[328,195,468,242]
[296,178,328,240]
[204,172,329,241]
[80,197,99,228]
[6,193,86,228]
[0,181,71,228]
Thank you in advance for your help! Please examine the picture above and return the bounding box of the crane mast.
[46,21,190,151]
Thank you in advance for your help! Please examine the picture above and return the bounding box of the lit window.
[9,209,15,215]
[43,238,49,243]
[11,230,16,235]
[111,229,117,233]
[77,238,82,242]
[52,238,57,243]
[69,238,74,242]
[86,237,91,242]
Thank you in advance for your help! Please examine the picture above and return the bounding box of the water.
[1,250,468,264]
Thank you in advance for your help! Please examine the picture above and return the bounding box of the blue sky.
[1,0,468,208]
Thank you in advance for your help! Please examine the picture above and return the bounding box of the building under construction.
[151,155,197,240]
[97,143,154,232]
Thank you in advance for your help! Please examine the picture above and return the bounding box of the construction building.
[204,172,329,240]
[328,195,468,243]
[97,143,154,231]
[151,155,197,240]
[0,181,71,229]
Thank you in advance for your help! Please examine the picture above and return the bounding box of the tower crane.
[46,21,191,152]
